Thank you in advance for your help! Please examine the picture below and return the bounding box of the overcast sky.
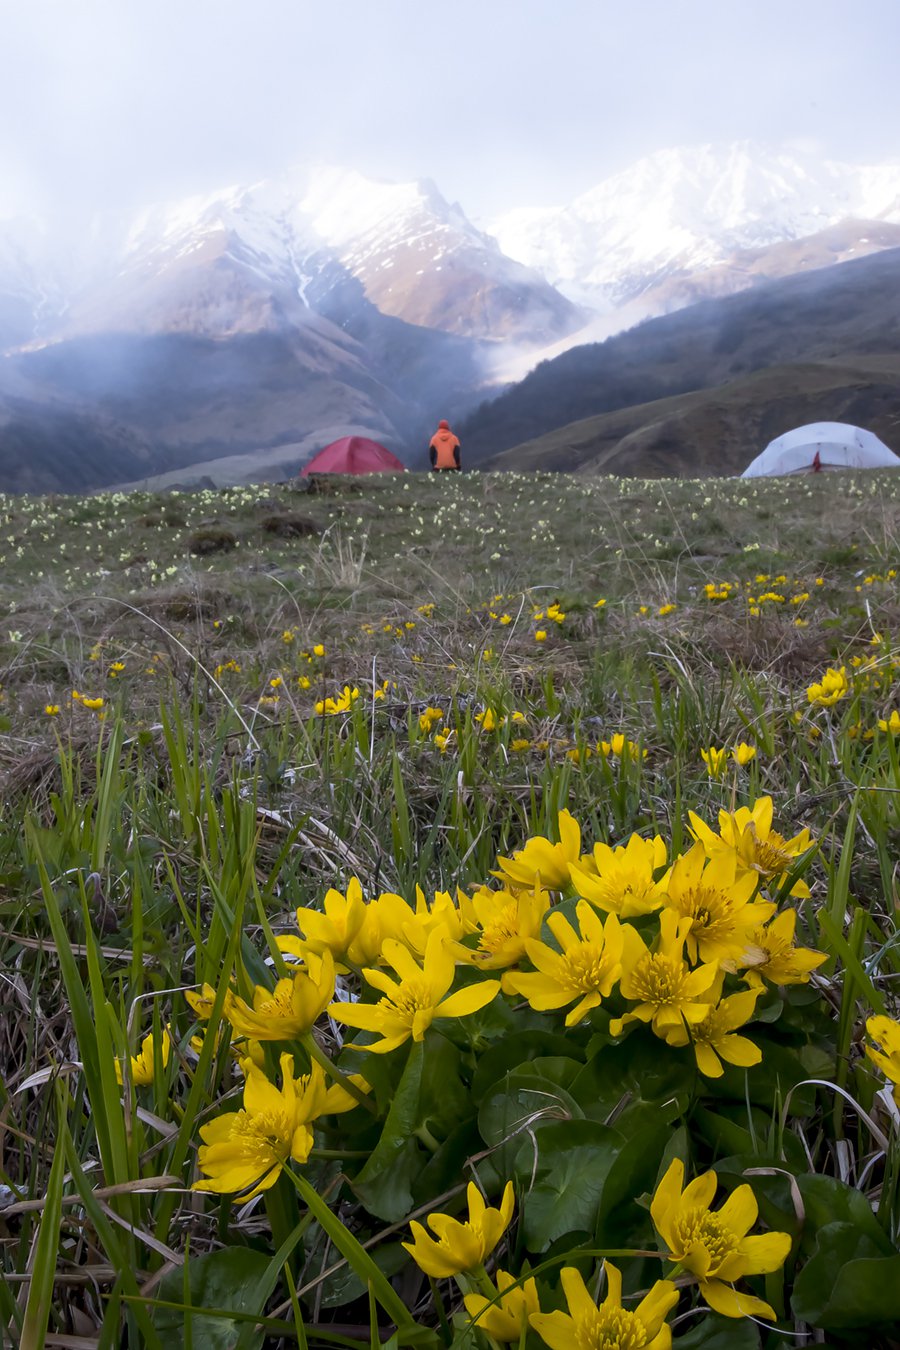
[2,0,899,223]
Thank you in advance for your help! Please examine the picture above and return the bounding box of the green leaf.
[352,1041,426,1220]
[673,1313,760,1347]
[154,1249,272,1349]
[478,1071,584,1179]
[796,1175,891,1252]
[20,1090,67,1350]
[791,1222,900,1330]
[471,1030,579,1102]
[518,1119,621,1250]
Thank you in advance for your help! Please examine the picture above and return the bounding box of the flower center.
[256,988,294,1019]
[233,1109,291,1164]
[578,1306,648,1350]
[480,903,521,954]
[749,834,793,874]
[386,979,433,1021]
[672,1208,739,1272]
[559,944,614,993]
[632,953,685,1005]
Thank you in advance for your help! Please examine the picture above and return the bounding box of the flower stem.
[300,1032,378,1115]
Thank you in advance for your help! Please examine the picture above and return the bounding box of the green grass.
[3,469,900,1346]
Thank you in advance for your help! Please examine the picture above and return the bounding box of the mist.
[2,0,900,228]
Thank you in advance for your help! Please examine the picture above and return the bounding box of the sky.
[2,0,900,225]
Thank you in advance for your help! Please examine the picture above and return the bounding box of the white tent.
[741,422,900,478]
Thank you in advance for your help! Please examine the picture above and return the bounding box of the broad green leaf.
[796,1175,890,1252]
[352,1041,426,1220]
[518,1119,621,1250]
[154,1249,272,1349]
[673,1312,760,1347]
[478,1071,584,1179]
[471,1030,579,1103]
[791,1222,900,1330]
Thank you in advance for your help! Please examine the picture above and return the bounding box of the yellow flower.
[464,1269,540,1343]
[732,743,757,766]
[663,845,772,967]
[115,1030,170,1086]
[510,737,530,751]
[494,809,581,891]
[807,665,848,707]
[433,727,455,753]
[498,613,513,625]
[44,704,60,716]
[878,710,900,734]
[611,908,719,1040]
[223,954,335,1041]
[456,881,551,970]
[418,706,444,733]
[403,1181,515,1277]
[593,597,607,609]
[663,976,761,1078]
[688,797,812,898]
[599,734,646,760]
[650,1158,791,1319]
[530,1263,678,1350]
[193,1054,349,1198]
[569,833,667,918]
[740,909,826,986]
[476,708,500,731]
[315,685,359,715]
[81,696,105,710]
[701,746,728,779]
[286,878,367,969]
[312,643,325,657]
[328,930,500,1053]
[503,900,624,1027]
[657,603,676,617]
[534,629,547,642]
[866,1014,900,1106]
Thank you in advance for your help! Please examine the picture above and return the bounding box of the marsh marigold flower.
[223,953,335,1041]
[866,1014,900,1105]
[611,909,719,1041]
[740,909,826,987]
[329,929,500,1053]
[503,900,623,1027]
[569,833,667,918]
[663,845,772,967]
[115,1030,170,1086]
[403,1181,514,1277]
[701,746,728,779]
[663,975,761,1078]
[315,685,359,715]
[455,880,551,971]
[494,809,582,891]
[732,743,757,766]
[650,1159,791,1319]
[530,1264,678,1350]
[807,665,849,707]
[464,1269,540,1342]
[285,878,367,969]
[193,1054,356,1198]
[688,797,812,898]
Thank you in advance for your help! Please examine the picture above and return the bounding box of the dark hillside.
[461,247,900,464]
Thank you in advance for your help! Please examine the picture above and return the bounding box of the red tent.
[300,436,405,476]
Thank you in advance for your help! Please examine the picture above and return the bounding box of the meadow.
[3,468,900,1348]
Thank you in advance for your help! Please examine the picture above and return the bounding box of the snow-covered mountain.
[3,143,900,491]
[490,142,900,308]
[1,165,582,349]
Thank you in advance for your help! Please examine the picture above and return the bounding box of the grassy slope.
[4,470,900,1342]
[487,357,900,476]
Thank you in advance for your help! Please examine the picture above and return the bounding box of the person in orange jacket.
[429,419,461,472]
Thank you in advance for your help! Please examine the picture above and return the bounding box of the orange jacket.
[429,421,461,470]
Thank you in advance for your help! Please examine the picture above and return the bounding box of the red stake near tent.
[300,436,406,476]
